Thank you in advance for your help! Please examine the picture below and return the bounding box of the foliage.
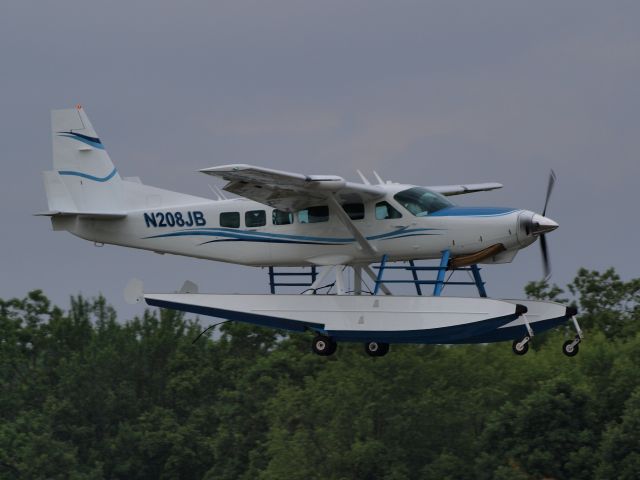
[0,269,638,479]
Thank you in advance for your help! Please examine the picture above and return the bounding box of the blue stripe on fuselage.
[429,207,517,217]
[143,227,443,244]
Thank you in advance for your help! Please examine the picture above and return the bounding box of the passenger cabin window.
[245,210,266,227]
[272,209,293,225]
[393,187,454,216]
[375,201,402,220]
[298,205,329,224]
[220,211,240,228]
[342,203,365,220]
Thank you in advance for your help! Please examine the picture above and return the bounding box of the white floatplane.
[39,106,583,357]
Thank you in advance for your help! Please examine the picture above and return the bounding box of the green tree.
[1,268,640,479]
[525,279,567,303]
[596,386,640,479]
[477,378,599,480]
[568,268,640,338]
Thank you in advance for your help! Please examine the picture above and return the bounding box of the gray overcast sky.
[1,1,638,319]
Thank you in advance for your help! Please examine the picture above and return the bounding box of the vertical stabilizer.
[50,106,124,212]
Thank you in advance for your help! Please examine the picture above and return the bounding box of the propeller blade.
[540,234,551,279]
[542,169,556,216]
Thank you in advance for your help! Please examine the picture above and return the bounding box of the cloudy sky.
[1,1,638,319]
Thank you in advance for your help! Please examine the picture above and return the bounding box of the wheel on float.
[512,338,529,356]
[312,335,337,356]
[364,341,390,357]
[562,339,579,357]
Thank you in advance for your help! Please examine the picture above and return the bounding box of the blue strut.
[433,249,450,296]
[470,264,487,297]
[373,254,388,295]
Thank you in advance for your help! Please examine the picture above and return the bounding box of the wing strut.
[362,265,393,295]
[326,193,377,256]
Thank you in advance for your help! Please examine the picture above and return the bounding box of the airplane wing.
[200,164,385,211]
[428,183,503,196]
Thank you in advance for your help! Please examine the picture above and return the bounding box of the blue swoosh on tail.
[57,131,105,150]
[58,167,118,182]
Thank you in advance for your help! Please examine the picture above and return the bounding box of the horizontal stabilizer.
[42,170,77,212]
[34,210,127,219]
[41,170,127,219]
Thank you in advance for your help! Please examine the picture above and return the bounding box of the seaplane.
[38,106,584,357]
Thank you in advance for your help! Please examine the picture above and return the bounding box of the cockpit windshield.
[393,187,454,216]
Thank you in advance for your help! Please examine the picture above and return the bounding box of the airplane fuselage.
[52,183,541,267]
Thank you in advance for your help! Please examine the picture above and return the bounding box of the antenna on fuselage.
[372,171,384,185]
[356,170,371,185]
[208,184,222,200]
[208,184,228,200]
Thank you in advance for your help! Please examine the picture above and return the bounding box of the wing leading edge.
[428,182,503,196]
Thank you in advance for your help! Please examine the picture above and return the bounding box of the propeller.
[540,170,556,279]
[540,233,550,280]
[542,169,556,217]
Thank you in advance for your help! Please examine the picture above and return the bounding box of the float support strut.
[268,267,276,294]
[373,254,388,295]
[303,266,333,295]
[269,266,318,294]
[354,266,363,295]
[433,250,450,296]
[470,264,487,298]
[408,260,422,295]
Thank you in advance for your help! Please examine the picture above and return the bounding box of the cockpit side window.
[375,201,402,220]
[272,209,293,225]
[342,203,365,220]
[393,187,453,216]
[298,205,329,224]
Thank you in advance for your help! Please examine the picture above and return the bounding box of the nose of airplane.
[531,214,559,235]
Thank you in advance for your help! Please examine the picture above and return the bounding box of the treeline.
[0,268,639,479]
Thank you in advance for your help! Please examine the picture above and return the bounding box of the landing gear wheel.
[512,338,529,356]
[364,341,389,357]
[562,339,579,357]
[312,335,337,356]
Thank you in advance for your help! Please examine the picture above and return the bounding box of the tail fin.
[44,105,124,214]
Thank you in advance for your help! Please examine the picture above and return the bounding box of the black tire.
[512,338,529,356]
[312,335,337,356]
[562,339,579,357]
[364,341,390,357]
